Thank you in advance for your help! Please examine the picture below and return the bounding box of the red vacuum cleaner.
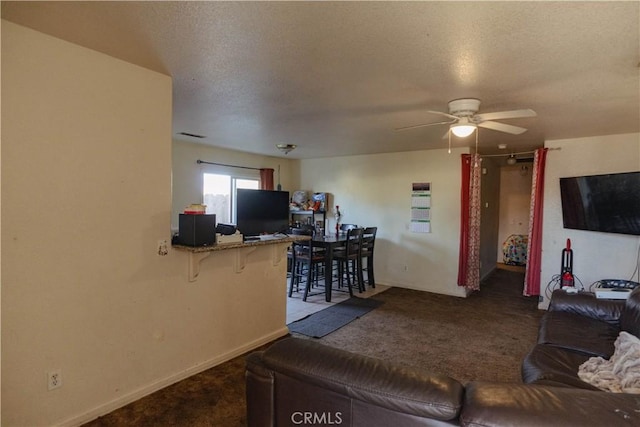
[561,238,575,289]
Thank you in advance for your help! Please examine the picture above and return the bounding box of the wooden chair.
[333,227,364,295]
[361,227,377,289]
[287,227,311,295]
[289,228,325,301]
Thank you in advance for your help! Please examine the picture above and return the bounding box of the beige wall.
[540,133,640,307]
[171,140,296,229]
[300,147,469,297]
[2,21,289,426]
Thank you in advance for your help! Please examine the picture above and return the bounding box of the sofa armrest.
[245,351,275,427]
[461,382,640,427]
[549,290,625,325]
[255,337,464,422]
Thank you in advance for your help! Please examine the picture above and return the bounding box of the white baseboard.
[59,326,290,427]
[384,280,468,298]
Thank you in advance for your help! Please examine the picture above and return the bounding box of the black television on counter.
[559,171,640,236]
[236,189,290,237]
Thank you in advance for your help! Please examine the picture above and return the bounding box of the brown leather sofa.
[246,287,640,426]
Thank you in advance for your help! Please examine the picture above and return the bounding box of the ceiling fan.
[395,98,536,138]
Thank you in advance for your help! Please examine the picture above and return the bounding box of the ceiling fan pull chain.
[474,131,479,167]
[475,129,479,154]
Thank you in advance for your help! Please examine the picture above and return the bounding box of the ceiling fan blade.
[475,109,536,122]
[395,119,456,132]
[478,121,528,135]
[426,110,459,120]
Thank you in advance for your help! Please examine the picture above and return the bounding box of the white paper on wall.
[410,221,431,233]
[411,182,431,233]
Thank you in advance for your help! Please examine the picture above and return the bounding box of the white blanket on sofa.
[578,331,640,393]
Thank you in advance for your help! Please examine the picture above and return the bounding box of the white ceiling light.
[506,154,517,165]
[276,143,297,155]
[449,117,477,138]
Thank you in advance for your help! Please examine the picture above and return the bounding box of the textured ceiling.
[2,1,639,158]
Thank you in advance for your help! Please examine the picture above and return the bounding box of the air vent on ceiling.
[177,132,206,139]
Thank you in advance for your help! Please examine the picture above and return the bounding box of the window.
[203,173,259,224]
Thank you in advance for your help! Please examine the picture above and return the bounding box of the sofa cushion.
[522,344,601,390]
[461,382,640,427]
[538,311,619,358]
[549,290,624,325]
[620,287,640,338]
[261,338,464,421]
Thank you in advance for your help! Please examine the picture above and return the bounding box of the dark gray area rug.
[288,297,384,338]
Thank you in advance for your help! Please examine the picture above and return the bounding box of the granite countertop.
[172,235,309,253]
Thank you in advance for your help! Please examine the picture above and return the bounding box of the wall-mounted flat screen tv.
[236,189,290,237]
[559,171,640,236]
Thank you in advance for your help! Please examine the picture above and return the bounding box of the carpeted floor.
[308,268,543,384]
[83,269,542,426]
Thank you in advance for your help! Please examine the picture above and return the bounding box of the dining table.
[309,233,349,302]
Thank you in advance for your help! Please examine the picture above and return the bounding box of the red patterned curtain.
[458,154,482,290]
[259,168,274,190]
[524,148,548,296]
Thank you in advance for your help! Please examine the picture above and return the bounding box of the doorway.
[496,162,533,272]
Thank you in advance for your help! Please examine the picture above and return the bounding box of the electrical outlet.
[47,370,62,391]
[157,239,168,256]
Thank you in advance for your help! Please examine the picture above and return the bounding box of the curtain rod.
[480,147,561,158]
[196,159,265,171]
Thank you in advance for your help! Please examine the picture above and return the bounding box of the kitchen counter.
[172,234,308,253]
[172,235,309,281]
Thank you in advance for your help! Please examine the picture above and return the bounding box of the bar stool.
[361,227,377,289]
[333,227,364,295]
[289,229,325,301]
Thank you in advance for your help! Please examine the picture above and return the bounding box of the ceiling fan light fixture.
[450,123,477,138]
[506,154,517,165]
